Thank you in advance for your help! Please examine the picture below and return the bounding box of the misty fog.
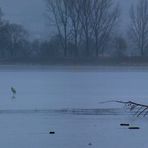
[0,1,147,148]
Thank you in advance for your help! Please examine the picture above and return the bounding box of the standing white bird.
[11,87,16,98]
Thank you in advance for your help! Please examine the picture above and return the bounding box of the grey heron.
[11,87,16,98]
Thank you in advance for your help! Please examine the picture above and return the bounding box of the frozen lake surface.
[0,66,148,148]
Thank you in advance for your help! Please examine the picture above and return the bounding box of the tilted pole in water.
[99,100,148,117]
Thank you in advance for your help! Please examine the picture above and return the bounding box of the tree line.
[0,0,148,62]
[45,0,148,58]
[0,9,30,59]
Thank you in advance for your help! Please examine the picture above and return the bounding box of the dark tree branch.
[100,100,148,117]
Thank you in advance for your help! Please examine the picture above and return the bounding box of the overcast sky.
[0,0,135,39]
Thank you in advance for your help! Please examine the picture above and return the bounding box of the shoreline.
[1,57,148,66]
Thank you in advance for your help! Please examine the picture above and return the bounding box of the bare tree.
[78,0,93,56]
[8,24,29,57]
[91,0,120,56]
[46,0,70,57]
[0,8,3,25]
[45,0,119,57]
[129,0,148,56]
[113,35,127,57]
[0,22,29,58]
[67,0,81,56]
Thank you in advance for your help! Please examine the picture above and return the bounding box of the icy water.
[0,66,148,148]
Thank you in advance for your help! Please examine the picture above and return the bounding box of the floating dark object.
[120,123,130,126]
[88,142,92,146]
[49,131,55,134]
[128,126,140,129]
